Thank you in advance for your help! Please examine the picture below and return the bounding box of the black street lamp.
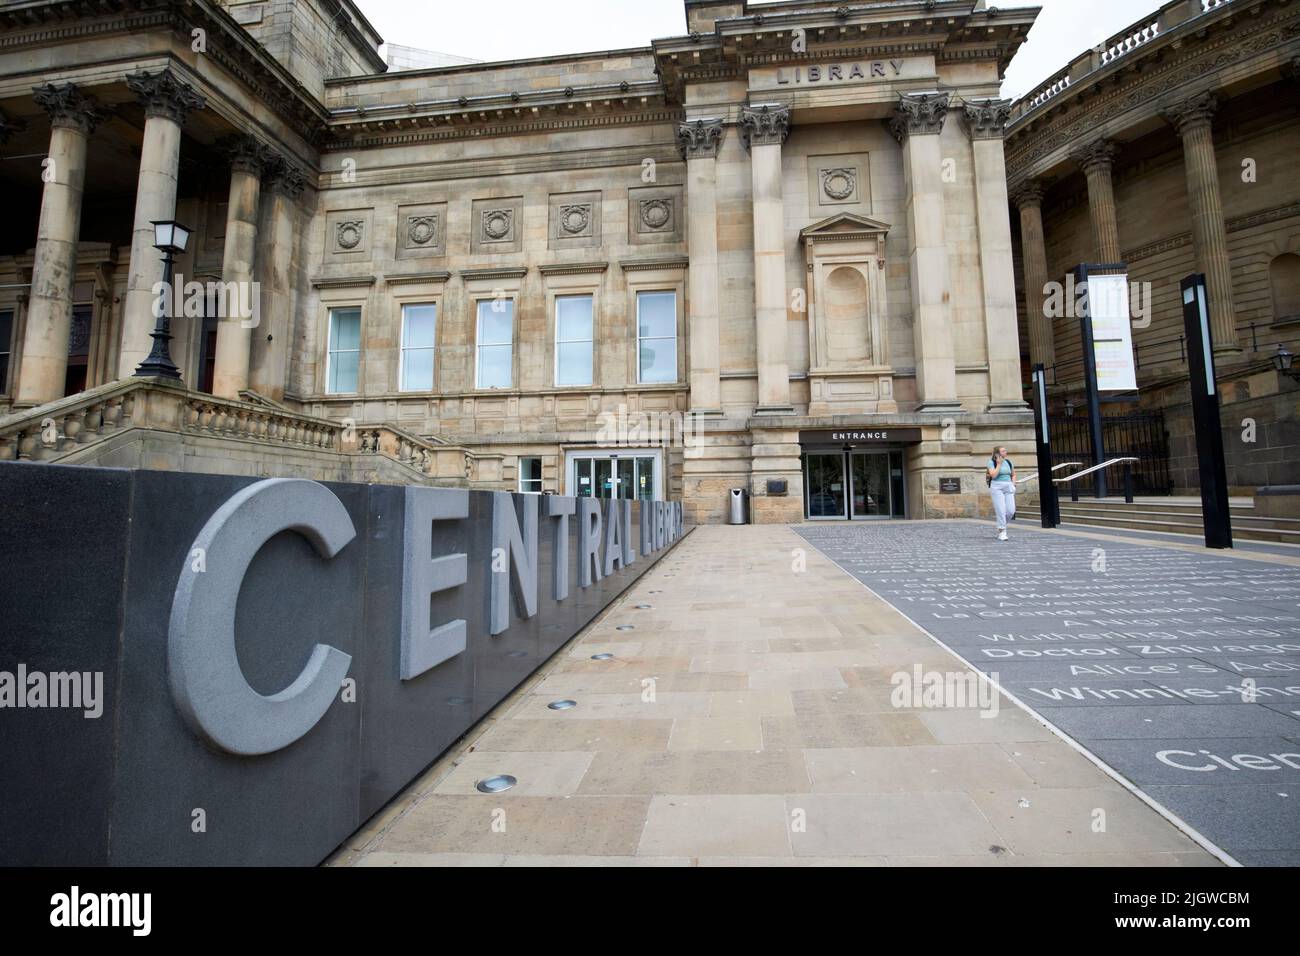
[1272,344,1299,383]
[133,219,192,380]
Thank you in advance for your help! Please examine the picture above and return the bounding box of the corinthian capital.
[221,134,277,176]
[677,117,725,159]
[961,98,1012,140]
[32,83,108,135]
[888,92,950,143]
[739,104,790,150]
[126,69,206,125]
[264,158,308,199]
[1010,179,1045,210]
[1161,90,1217,137]
[1072,138,1117,176]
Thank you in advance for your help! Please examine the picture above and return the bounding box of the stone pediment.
[799,213,891,245]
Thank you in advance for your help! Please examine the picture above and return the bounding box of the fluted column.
[118,70,205,379]
[16,84,105,406]
[678,118,724,414]
[213,135,274,399]
[741,104,792,413]
[1073,138,1121,263]
[249,160,305,401]
[1163,91,1238,353]
[891,93,960,411]
[1012,180,1056,373]
[964,99,1026,410]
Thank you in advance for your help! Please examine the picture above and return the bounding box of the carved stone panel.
[325,208,374,261]
[807,152,871,209]
[470,197,523,254]
[548,191,601,250]
[628,185,683,244]
[396,202,448,260]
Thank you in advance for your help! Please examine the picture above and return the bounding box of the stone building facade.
[1007,0,1300,498]
[0,0,1042,523]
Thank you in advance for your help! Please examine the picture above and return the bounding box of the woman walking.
[987,446,1016,541]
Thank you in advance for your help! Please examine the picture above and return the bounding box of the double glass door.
[804,450,905,520]
[572,455,656,500]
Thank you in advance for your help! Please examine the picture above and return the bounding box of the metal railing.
[1055,457,1142,503]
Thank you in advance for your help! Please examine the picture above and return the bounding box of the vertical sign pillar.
[1031,364,1059,528]
[1181,274,1232,549]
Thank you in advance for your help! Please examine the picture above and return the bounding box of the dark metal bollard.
[1124,461,1134,504]
[1070,479,1079,502]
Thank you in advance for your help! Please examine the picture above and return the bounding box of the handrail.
[1014,462,1081,486]
[1053,457,1139,483]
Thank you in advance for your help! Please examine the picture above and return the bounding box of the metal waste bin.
[728,487,747,525]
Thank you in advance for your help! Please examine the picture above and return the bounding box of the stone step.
[1046,506,1300,533]
[1016,508,1300,545]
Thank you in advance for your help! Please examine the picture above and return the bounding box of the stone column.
[1011,180,1056,373]
[212,135,273,399]
[118,70,205,379]
[16,83,105,406]
[1072,138,1121,263]
[964,100,1027,411]
[1163,91,1239,353]
[249,160,305,401]
[891,93,960,411]
[678,117,724,415]
[741,104,792,414]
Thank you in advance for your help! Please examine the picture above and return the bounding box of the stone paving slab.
[331,525,1218,868]
[796,519,1300,865]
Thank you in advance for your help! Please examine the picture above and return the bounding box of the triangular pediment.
[799,213,892,243]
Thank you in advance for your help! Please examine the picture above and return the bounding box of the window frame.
[635,289,679,385]
[325,305,363,396]
[399,301,439,393]
[553,293,595,388]
[517,456,544,494]
[475,296,515,390]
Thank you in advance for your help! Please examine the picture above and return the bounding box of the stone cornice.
[739,103,789,149]
[619,255,689,273]
[961,97,1012,140]
[538,262,610,276]
[676,117,724,159]
[32,81,108,134]
[126,68,206,125]
[1006,2,1300,183]
[889,92,949,143]
[0,0,330,146]
[383,271,452,286]
[311,274,377,290]
[460,267,529,282]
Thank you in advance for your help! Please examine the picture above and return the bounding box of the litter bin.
[728,487,748,525]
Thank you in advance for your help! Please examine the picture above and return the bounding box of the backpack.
[986,458,1012,487]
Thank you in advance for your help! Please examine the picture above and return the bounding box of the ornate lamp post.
[133,219,191,380]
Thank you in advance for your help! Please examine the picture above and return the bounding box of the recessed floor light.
[548,699,577,710]
[508,650,528,658]
[616,625,635,631]
[591,652,614,660]
[476,774,516,794]
[636,604,652,609]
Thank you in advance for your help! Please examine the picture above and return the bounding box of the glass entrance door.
[849,452,890,518]
[805,453,847,519]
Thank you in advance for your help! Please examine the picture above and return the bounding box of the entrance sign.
[799,427,921,444]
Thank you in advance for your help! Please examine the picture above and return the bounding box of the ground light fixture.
[547,699,577,710]
[475,775,516,794]
[133,219,192,381]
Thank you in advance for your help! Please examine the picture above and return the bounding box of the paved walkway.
[797,519,1300,867]
[331,524,1217,867]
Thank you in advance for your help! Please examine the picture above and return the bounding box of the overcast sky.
[356,0,1165,99]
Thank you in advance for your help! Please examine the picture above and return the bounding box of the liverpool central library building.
[1,0,1050,523]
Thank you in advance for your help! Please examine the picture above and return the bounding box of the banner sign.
[1086,272,1137,391]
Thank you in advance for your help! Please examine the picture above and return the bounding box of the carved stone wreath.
[482,208,513,241]
[559,203,591,235]
[336,220,364,251]
[821,167,857,201]
[407,214,438,246]
[639,199,672,231]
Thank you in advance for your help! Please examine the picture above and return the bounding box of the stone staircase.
[1016,497,1300,545]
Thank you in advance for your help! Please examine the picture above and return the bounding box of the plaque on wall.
[939,477,961,494]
